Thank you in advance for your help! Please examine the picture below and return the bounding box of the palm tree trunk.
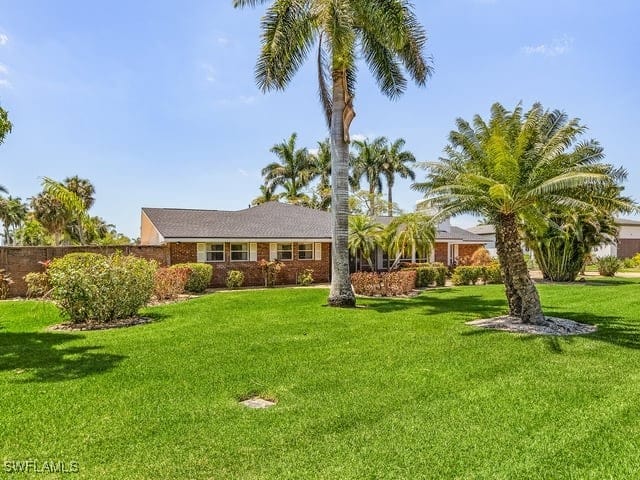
[328,71,356,307]
[368,183,375,216]
[387,182,393,216]
[497,214,545,324]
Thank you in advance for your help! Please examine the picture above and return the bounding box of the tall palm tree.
[0,196,28,245]
[309,139,332,210]
[384,212,435,269]
[63,176,96,210]
[348,215,384,271]
[413,102,635,324]
[262,133,314,200]
[351,136,388,216]
[381,138,416,216]
[234,0,432,307]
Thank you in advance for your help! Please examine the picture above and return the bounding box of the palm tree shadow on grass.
[363,289,507,318]
[0,332,126,383]
[364,290,640,352]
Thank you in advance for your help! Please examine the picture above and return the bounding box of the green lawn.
[2,279,640,479]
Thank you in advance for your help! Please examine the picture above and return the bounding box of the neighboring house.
[469,218,640,259]
[593,218,640,258]
[141,202,331,287]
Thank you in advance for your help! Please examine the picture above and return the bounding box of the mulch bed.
[467,316,597,336]
[48,316,153,331]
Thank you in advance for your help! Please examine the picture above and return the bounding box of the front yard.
[2,279,640,479]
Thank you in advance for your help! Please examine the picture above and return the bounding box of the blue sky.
[0,0,638,237]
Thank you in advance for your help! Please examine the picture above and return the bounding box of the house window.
[230,243,249,261]
[298,243,314,260]
[277,243,293,261]
[206,243,224,262]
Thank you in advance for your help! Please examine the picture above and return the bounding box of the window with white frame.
[277,243,293,261]
[230,243,249,261]
[298,243,314,260]
[206,243,224,262]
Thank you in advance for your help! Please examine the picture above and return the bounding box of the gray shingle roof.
[468,225,496,235]
[143,202,332,240]
[374,216,487,242]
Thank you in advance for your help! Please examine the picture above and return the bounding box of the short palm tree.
[262,133,314,200]
[348,215,384,271]
[0,196,28,245]
[413,102,634,324]
[234,0,432,307]
[351,137,387,216]
[381,138,416,216]
[384,212,435,269]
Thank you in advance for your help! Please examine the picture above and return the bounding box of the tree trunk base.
[327,293,357,308]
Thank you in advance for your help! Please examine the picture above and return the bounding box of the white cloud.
[0,64,7,75]
[238,168,249,177]
[308,148,319,156]
[217,36,230,46]
[351,133,368,142]
[522,36,573,57]
[0,33,8,46]
[0,79,11,88]
[239,95,255,105]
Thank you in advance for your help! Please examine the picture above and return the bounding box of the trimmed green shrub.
[226,270,245,289]
[24,272,50,298]
[632,253,640,267]
[154,267,189,300]
[171,263,213,293]
[351,270,417,297]
[451,263,504,286]
[48,252,157,323]
[597,256,622,277]
[415,264,448,287]
[482,262,503,284]
[297,269,314,286]
[622,258,636,269]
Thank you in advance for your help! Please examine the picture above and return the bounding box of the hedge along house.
[140,202,331,287]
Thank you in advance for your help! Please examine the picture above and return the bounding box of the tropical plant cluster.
[48,252,157,323]
[0,176,133,246]
[297,269,314,286]
[596,256,622,277]
[350,270,417,297]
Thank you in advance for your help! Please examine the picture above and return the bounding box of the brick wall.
[457,244,484,260]
[434,243,449,264]
[167,242,331,287]
[0,245,170,297]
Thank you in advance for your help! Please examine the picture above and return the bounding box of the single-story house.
[141,202,331,287]
[469,218,640,259]
[140,202,488,287]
